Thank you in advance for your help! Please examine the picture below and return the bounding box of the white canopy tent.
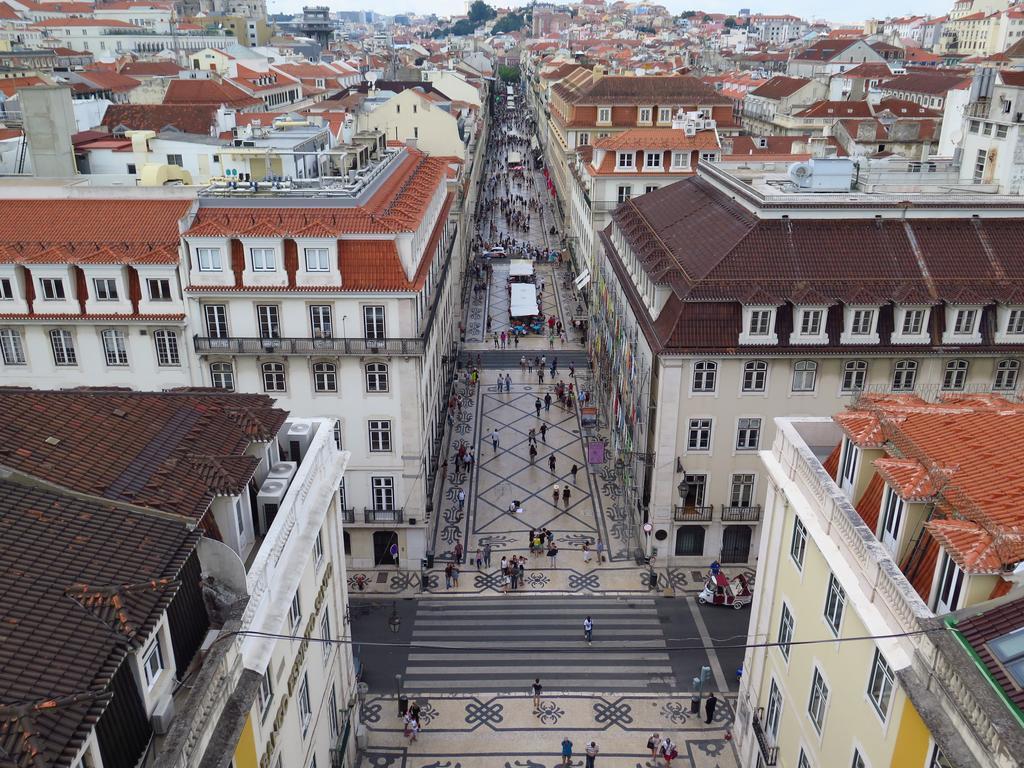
[573,269,591,290]
[509,259,534,278]
[510,283,540,317]
[508,150,522,165]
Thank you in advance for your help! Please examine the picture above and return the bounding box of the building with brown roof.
[163,76,263,112]
[787,38,886,78]
[741,76,829,135]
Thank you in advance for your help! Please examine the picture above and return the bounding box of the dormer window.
[658,106,672,123]
[740,306,778,345]
[800,310,821,336]
[638,107,652,124]
[598,107,611,124]
[617,152,634,169]
[644,152,661,168]
[250,247,276,272]
[893,306,930,344]
[942,305,982,344]
[841,306,880,344]
[851,309,874,335]
[901,308,925,335]
[995,305,1024,343]
[196,247,222,272]
[750,310,772,336]
[953,308,977,335]
[670,150,689,169]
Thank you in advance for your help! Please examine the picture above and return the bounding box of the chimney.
[592,64,606,82]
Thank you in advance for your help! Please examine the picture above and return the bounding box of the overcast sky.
[266,1,952,26]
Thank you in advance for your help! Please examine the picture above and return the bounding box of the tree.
[724,17,736,28]
[492,11,526,34]
[498,64,520,82]
[468,1,497,24]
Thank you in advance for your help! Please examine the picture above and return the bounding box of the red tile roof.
[0,76,46,98]
[119,60,182,77]
[163,78,262,109]
[592,127,719,151]
[955,596,1024,715]
[794,100,874,118]
[879,72,972,95]
[32,17,139,27]
[749,76,812,99]
[793,38,860,61]
[101,103,221,135]
[855,472,885,532]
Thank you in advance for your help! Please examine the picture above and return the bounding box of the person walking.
[547,541,559,568]
[544,392,552,412]
[475,547,482,570]
[529,443,538,464]
[583,615,593,645]
[520,355,527,373]
[538,368,545,384]
[552,484,560,506]
[548,454,556,474]
[570,463,579,484]
[532,678,543,709]
[491,429,500,453]
[540,424,548,443]
[505,373,512,392]
[444,562,453,589]
[596,538,606,564]
[528,427,537,446]
[454,541,463,564]
[647,734,660,759]
[585,741,599,768]
[582,541,592,565]
[483,542,492,568]
[535,398,543,418]
[704,692,718,725]
[457,488,466,510]
[560,737,573,767]
[562,485,571,508]
[527,357,534,374]
[452,563,460,588]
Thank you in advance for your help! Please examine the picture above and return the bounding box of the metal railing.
[673,505,714,522]
[751,708,779,766]
[193,336,424,356]
[721,505,762,522]
[363,508,404,524]
[340,507,355,524]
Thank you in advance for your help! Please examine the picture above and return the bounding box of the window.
[807,667,830,732]
[93,278,118,301]
[598,107,611,123]
[798,749,812,768]
[681,474,707,506]
[867,648,896,721]
[305,247,330,271]
[166,153,183,167]
[880,485,905,554]
[764,679,783,739]
[257,305,281,339]
[616,185,632,203]
[234,499,244,537]
[262,362,286,392]
[310,305,333,338]
[328,685,339,738]
[257,673,274,721]
[147,278,172,301]
[888,359,917,392]
[320,606,331,653]
[639,107,652,123]
[0,328,25,365]
[973,148,987,183]
[204,304,229,338]
[852,750,867,768]
[901,308,926,336]
[840,438,859,488]
[850,309,874,335]
[687,418,712,451]
[736,418,761,451]
[671,150,688,168]
[969,119,980,133]
[942,359,968,391]
[791,517,807,569]
[928,745,953,768]
[413,127,419,139]
[799,308,822,336]
[142,636,164,689]
[953,308,977,335]
[749,309,772,336]
[363,305,386,339]
[824,574,846,634]
[372,476,395,510]
[997,124,1009,139]
[1007,309,1024,335]
[729,473,754,507]
[101,329,128,366]
[645,151,661,168]
[333,420,344,450]
[577,132,590,146]
[298,672,312,736]
[659,106,672,123]
[369,419,392,451]
[994,359,1020,391]
[313,361,337,392]
[700,152,717,163]
[314,528,324,567]
[250,247,276,272]
[211,362,234,391]
[196,247,222,271]
[49,329,76,366]
[842,360,867,392]
[933,550,965,614]
[127,163,137,174]
[742,360,767,392]
[0,278,11,300]
[40,278,65,301]
[616,152,635,168]
[153,329,180,366]
[288,592,302,630]
[693,360,717,392]
[792,360,817,392]
[778,603,795,660]
[644,185,658,194]
[366,362,389,392]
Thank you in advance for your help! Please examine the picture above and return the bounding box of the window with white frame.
[147,278,172,301]
[799,308,823,336]
[994,359,1020,391]
[153,329,180,367]
[693,360,717,392]
[928,744,953,768]
[257,673,274,720]
[577,132,590,146]
[250,247,276,272]
[840,438,859,489]
[298,671,312,736]
[313,361,337,392]
[736,418,761,450]
[891,359,917,391]
[880,485,905,555]
[778,603,794,660]
[368,419,392,451]
[852,749,867,768]
[142,635,164,689]
[320,605,331,653]
[850,308,875,335]
[645,151,662,168]
[742,360,767,392]
[257,305,281,339]
[365,362,389,392]
[288,592,302,630]
[196,247,222,271]
[659,106,672,123]
[617,185,632,203]
[0,328,26,365]
[262,362,286,392]
[748,309,772,336]
[645,185,658,194]
[807,667,830,732]
[792,360,817,392]
[901,308,926,336]
[933,549,965,614]
[0,278,12,300]
[101,329,128,366]
[791,517,807,569]
[841,360,867,392]
[670,150,688,168]
[1006,309,1024,335]
[49,329,76,366]
[638,107,652,123]
[204,304,229,339]
[798,749,812,768]
[211,362,234,391]
[333,420,344,450]
[310,305,333,338]
[93,278,118,301]
[953,308,978,335]
[824,574,846,634]
[867,648,896,721]
[764,679,783,739]
[304,247,330,271]
[40,278,65,301]
[234,499,244,538]
[363,305,386,339]
[372,476,395,510]
[700,151,717,163]
[328,685,340,738]
[598,107,611,123]
[687,418,712,451]
[942,359,968,391]
[617,152,635,169]
[730,473,754,507]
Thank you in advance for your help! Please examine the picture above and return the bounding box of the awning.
[510,283,540,317]
[507,150,522,164]
[573,269,591,290]
[509,259,534,277]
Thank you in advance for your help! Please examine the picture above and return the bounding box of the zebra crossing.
[403,596,677,693]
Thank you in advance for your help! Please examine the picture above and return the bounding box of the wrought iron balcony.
[721,505,762,522]
[363,508,404,524]
[673,505,714,522]
[340,507,355,524]
[193,335,424,356]
[751,708,779,766]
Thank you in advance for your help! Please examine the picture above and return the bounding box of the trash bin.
[649,571,659,590]
[399,696,409,717]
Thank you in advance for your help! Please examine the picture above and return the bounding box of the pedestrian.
[544,392,552,411]
[548,454,556,473]
[493,332,499,348]
[532,678,542,709]
[500,330,507,348]
[538,369,545,384]
[661,739,678,766]
[562,486,571,508]
[528,427,537,445]
[409,700,421,727]
[540,424,548,443]
[647,734,660,759]
[457,488,466,510]
[561,737,573,766]
[596,538,606,563]
[445,562,453,589]
[475,547,482,569]
[535,398,542,418]
[532,531,543,555]
[520,355,527,373]
[529,444,538,463]
[547,541,558,568]
[454,541,463,564]
[505,373,511,392]
[452,563,460,588]
[569,361,575,377]
[491,428,500,453]
[552,483,560,506]
[583,615,593,644]
[705,692,718,725]
[583,541,591,564]
[510,563,519,589]
[528,357,534,373]
[585,741,599,768]
[570,463,579,484]
[483,542,492,568]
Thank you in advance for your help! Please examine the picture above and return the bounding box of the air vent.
[44,436,61,446]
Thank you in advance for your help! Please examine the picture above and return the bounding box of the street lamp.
[677,477,689,502]
[388,601,401,634]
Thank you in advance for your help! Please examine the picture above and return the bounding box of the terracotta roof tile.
[749,76,812,99]
[101,103,220,135]
[163,78,262,109]
[593,127,719,151]
[955,596,1024,714]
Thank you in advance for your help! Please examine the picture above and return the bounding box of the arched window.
[313,362,337,392]
[210,362,234,391]
[841,360,867,393]
[792,360,816,392]
[994,359,1020,391]
[742,360,768,392]
[262,362,286,392]
[153,329,180,367]
[891,360,917,392]
[365,362,389,392]
[101,328,128,366]
[942,359,968,391]
[693,360,717,392]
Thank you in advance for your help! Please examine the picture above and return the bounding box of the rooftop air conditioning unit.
[284,421,314,463]
[257,478,289,534]
[150,694,176,734]
[266,460,297,485]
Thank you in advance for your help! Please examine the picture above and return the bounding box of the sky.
[268,0,953,24]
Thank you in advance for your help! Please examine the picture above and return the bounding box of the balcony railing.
[340,507,355,524]
[673,505,714,522]
[193,336,424,356]
[363,508,404,524]
[751,708,779,766]
[721,504,762,522]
